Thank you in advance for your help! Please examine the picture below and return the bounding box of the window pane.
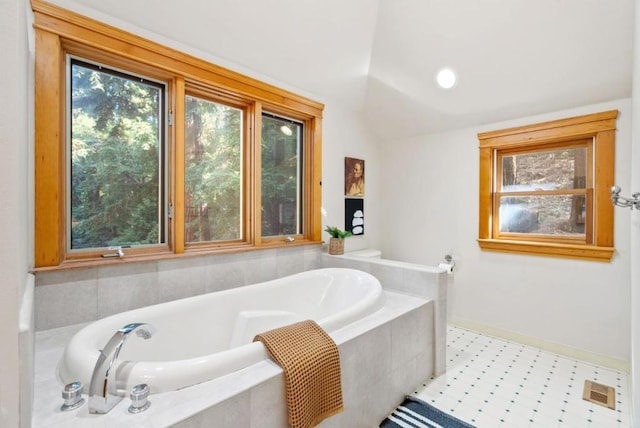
[185,96,243,242]
[499,195,586,236]
[69,60,164,250]
[261,114,302,237]
[501,147,587,192]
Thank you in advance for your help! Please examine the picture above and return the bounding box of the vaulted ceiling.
[52,0,634,140]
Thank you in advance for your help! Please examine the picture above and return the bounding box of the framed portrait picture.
[344,157,364,197]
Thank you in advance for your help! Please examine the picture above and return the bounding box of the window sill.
[477,239,614,262]
[33,240,323,273]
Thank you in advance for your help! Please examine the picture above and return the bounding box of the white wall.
[380,99,633,366]
[630,0,640,424]
[0,0,32,426]
[322,105,382,252]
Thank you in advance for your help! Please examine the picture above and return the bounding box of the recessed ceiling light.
[435,67,457,89]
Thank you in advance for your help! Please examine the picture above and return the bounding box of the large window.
[477,110,617,261]
[33,1,323,268]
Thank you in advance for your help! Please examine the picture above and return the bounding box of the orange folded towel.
[254,320,344,428]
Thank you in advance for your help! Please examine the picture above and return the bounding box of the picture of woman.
[345,157,365,196]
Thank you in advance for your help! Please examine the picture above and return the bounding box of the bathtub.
[58,268,384,395]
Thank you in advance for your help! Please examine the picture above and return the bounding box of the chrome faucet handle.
[128,384,151,413]
[60,381,85,411]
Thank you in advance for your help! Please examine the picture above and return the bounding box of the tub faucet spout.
[88,322,156,414]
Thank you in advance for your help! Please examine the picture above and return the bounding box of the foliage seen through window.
[70,60,164,250]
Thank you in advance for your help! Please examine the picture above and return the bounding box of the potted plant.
[324,226,352,255]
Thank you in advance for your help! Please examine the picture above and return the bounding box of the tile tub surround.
[34,245,323,331]
[323,253,448,376]
[33,291,436,427]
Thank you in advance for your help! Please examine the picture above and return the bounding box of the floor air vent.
[583,380,616,410]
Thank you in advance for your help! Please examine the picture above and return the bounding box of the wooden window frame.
[477,110,617,262]
[33,0,324,269]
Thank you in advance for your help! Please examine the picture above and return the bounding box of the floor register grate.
[583,380,616,410]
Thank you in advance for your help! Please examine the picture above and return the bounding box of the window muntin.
[495,141,591,242]
[184,95,243,243]
[261,114,303,237]
[68,58,166,251]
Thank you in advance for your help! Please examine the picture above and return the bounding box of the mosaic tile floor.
[414,325,630,428]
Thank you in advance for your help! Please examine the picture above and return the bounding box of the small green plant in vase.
[324,226,352,255]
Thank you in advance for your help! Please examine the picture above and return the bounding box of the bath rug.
[254,320,343,428]
[380,396,477,428]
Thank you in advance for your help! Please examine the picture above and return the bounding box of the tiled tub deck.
[34,290,440,427]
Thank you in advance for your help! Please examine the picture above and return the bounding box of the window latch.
[101,246,129,258]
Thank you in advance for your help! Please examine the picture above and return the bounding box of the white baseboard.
[449,316,629,373]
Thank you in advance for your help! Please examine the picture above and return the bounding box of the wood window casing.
[33,0,324,269]
[477,110,617,262]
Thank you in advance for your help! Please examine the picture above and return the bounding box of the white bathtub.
[58,268,384,394]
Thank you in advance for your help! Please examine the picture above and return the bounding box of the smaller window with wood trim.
[478,110,617,262]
